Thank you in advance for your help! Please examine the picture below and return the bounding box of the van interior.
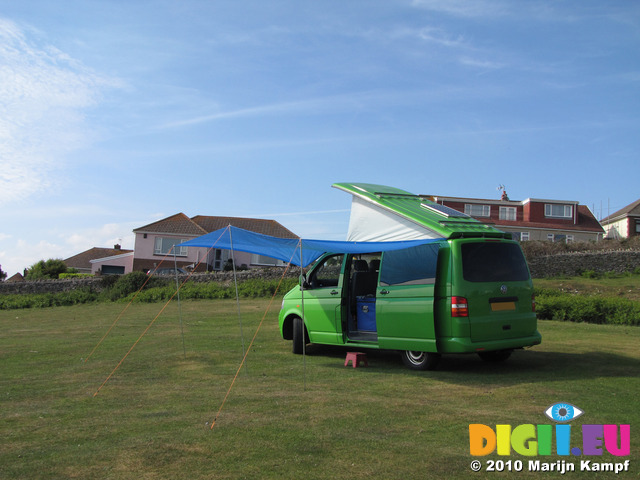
[346,253,381,342]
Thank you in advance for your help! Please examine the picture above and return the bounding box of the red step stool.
[344,352,368,368]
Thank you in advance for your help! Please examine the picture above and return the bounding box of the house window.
[547,234,554,242]
[545,204,573,219]
[154,237,188,256]
[635,220,640,235]
[566,235,574,243]
[521,232,530,241]
[251,254,286,266]
[554,234,566,243]
[464,204,490,217]
[499,207,517,221]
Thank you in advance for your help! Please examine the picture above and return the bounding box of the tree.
[0,265,6,282]
[25,259,69,280]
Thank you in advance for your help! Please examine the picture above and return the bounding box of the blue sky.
[1,0,638,277]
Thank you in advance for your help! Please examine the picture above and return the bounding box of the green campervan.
[278,183,541,370]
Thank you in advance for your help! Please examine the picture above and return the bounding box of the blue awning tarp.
[178,226,444,267]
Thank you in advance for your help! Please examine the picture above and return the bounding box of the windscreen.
[461,242,530,283]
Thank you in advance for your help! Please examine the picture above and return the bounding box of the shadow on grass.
[299,344,640,387]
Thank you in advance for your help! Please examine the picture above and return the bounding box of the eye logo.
[544,402,583,422]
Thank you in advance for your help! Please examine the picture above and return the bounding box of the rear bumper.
[437,331,542,353]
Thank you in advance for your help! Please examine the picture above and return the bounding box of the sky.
[1,0,638,277]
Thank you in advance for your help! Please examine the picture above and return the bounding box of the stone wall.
[0,268,300,295]
[527,250,640,278]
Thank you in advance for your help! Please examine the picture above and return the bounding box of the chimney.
[114,244,121,250]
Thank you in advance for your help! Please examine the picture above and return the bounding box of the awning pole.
[229,226,247,374]
[174,249,186,359]
[299,240,306,391]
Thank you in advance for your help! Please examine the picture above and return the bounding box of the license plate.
[491,301,516,312]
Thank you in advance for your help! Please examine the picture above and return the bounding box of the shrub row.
[536,294,640,326]
[0,289,100,309]
[126,278,298,303]
[0,275,299,310]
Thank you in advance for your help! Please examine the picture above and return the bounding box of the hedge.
[536,294,640,326]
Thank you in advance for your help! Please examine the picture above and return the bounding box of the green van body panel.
[278,183,541,365]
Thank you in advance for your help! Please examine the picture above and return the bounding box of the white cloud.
[0,220,138,277]
[411,0,511,18]
[0,18,116,206]
[417,26,467,48]
[459,56,505,70]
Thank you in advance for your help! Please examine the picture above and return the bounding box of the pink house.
[132,213,298,273]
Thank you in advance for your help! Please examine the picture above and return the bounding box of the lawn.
[1,299,638,479]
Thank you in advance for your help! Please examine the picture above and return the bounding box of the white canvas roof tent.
[333,182,509,241]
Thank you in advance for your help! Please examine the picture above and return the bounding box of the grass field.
[1,299,638,479]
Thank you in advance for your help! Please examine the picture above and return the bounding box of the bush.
[0,289,99,309]
[26,259,69,280]
[536,294,640,326]
[101,272,169,301]
[60,273,94,279]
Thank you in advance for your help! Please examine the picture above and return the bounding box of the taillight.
[532,294,536,312]
[451,296,469,317]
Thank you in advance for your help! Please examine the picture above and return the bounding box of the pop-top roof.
[332,183,510,240]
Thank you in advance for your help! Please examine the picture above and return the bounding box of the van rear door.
[457,240,537,343]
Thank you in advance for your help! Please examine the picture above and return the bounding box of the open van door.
[375,243,441,354]
[297,254,346,347]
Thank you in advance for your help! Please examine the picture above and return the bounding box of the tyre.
[478,350,512,362]
[401,351,441,371]
[292,316,308,354]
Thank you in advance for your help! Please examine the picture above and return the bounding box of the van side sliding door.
[375,244,440,353]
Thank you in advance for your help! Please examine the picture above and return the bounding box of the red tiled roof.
[134,213,299,239]
[6,272,24,282]
[133,213,208,236]
[191,216,298,238]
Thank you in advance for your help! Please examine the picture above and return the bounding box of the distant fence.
[2,251,640,295]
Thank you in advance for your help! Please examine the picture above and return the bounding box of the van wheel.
[292,317,308,354]
[478,350,512,362]
[401,351,440,371]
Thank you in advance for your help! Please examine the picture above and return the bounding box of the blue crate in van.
[356,297,377,332]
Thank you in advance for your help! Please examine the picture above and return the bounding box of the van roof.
[333,183,510,239]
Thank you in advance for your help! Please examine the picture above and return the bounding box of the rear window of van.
[461,242,530,282]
